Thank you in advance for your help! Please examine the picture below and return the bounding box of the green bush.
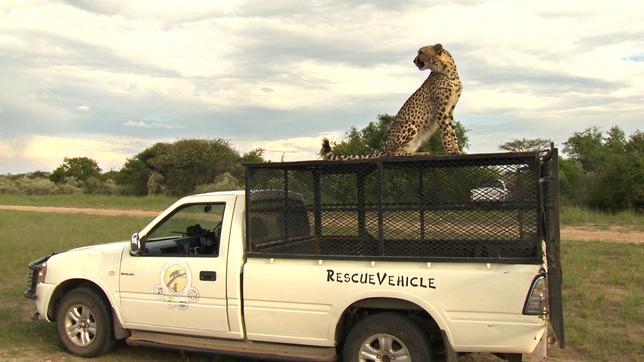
[147,172,167,195]
[0,176,19,194]
[50,157,101,183]
[101,179,120,195]
[194,173,241,193]
[14,177,58,195]
[57,183,83,194]
[57,176,84,194]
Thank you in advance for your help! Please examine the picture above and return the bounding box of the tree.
[321,114,470,157]
[563,127,604,173]
[115,158,151,196]
[499,138,552,152]
[232,148,265,180]
[50,157,101,183]
[586,130,643,210]
[558,157,588,205]
[604,126,626,153]
[116,139,266,196]
[240,148,265,164]
[560,126,643,211]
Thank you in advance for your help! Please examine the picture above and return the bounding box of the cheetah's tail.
[321,138,333,160]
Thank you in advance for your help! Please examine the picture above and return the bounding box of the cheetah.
[322,43,463,159]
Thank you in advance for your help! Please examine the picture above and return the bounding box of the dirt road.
[0,204,159,217]
[1,204,641,243]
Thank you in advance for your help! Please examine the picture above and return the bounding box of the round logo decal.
[164,264,188,293]
[153,261,200,310]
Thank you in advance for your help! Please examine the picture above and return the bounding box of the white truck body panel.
[31,190,550,357]
[243,258,545,353]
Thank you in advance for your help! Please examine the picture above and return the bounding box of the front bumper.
[23,283,57,322]
[24,254,57,321]
[32,283,57,321]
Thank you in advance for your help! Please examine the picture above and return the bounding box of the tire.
[342,313,432,362]
[55,287,115,357]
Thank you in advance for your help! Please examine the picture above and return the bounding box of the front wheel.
[55,287,115,357]
[342,313,432,362]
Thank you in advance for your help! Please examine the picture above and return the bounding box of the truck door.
[541,148,565,348]
[119,196,237,339]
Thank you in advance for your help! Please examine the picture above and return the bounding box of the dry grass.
[0,209,641,361]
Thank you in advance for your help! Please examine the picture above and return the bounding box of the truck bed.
[244,151,558,264]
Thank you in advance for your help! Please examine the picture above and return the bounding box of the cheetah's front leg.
[438,113,460,155]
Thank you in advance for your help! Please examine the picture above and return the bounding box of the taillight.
[523,274,548,315]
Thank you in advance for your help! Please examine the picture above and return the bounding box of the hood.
[43,240,129,291]
[65,240,129,254]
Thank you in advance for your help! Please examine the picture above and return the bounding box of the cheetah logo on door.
[153,261,199,310]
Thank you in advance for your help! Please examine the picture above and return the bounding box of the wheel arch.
[47,278,128,340]
[331,292,453,348]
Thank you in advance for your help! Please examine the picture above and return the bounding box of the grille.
[245,152,549,263]
[24,269,38,300]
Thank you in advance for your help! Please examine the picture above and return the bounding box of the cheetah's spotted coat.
[322,43,462,159]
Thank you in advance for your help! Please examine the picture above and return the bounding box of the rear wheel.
[55,288,115,357]
[342,313,432,362]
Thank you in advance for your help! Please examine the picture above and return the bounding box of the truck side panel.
[243,258,546,353]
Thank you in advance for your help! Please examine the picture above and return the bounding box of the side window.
[143,203,225,257]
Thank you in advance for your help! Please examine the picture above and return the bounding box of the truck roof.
[190,190,245,197]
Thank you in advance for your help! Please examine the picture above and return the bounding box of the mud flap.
[540,147,565,348]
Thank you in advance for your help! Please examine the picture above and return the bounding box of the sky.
[1,0,642,173]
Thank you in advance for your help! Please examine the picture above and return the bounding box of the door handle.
[199,271,217,281]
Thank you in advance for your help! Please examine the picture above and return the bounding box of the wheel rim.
[359,333,411,362]
[64,304,97,347]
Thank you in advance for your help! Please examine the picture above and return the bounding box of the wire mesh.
[246,152,546,263]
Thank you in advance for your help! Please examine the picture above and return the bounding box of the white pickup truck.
[26,150,564,361]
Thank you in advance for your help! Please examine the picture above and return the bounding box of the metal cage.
[245,150,559,264]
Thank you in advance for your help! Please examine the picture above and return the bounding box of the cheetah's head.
[413,44,454,73]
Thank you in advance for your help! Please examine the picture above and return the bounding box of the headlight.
[36,262,47,284]
[523,274,548,315]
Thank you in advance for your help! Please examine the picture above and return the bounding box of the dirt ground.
[560,225,641,243]
[0,204,160,218]
[1,204,641,244]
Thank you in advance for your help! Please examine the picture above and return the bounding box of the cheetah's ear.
[434,43,443,55]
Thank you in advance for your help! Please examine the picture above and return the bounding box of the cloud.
[61,0,233,22]
[1,0,643,172]
[0,141,16,158]
[233,131,343,162]
[125,120,146,127]
[0,134,171,173]
[125,120,184,129]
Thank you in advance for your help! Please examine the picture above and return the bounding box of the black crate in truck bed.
[245,150,559,264]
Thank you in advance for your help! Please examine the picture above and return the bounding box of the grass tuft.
[560,205,643,227]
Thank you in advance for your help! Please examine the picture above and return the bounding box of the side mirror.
[130,233,142,255]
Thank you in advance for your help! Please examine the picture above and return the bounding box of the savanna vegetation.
[0,139,263,198]
[0,114,641,214]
